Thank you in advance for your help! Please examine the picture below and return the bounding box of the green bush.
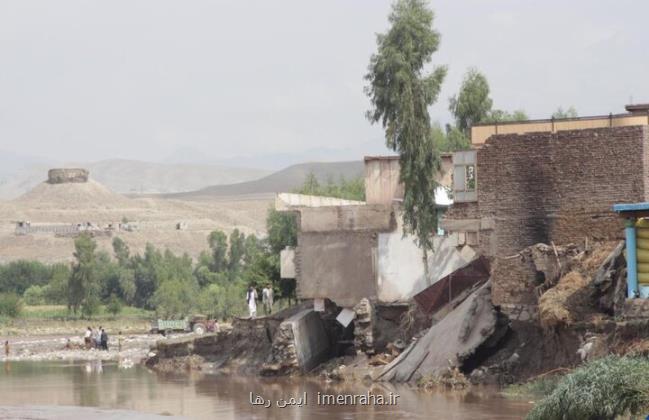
[527,356,649,420]
[23,285,49,305]
[106,294,123,316]
[197,281,247,320]
[0,292,23,318]
[151,278,199,318]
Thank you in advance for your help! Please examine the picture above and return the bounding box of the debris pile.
[353,298,374,354]
[375,282,505,382]
[261,319,300,375]
[539,271,590,329]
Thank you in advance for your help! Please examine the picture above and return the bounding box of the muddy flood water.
[0,361,531,419]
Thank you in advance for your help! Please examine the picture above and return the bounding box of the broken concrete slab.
[265,309,332,374]
[374,282,501,383]
[298,205,394,233]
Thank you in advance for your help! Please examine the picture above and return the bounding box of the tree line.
[0,208,299,320]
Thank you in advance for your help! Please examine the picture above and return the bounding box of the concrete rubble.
[353,298,374,354]
[375,282,504,383]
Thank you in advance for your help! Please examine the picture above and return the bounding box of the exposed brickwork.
[446,125,649,257]
[491,253,540,308]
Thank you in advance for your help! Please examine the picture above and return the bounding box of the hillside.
[0,175,271,264]
[13,179,134,210]
[166,160,364,200]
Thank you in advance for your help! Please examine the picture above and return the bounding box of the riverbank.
[0,333,160,363]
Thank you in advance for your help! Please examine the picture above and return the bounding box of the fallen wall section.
[375,281,501,382]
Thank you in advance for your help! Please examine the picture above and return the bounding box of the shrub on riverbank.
[0,292,23,318]
[526,356,649,420]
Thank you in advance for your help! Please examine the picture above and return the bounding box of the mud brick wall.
[491,253,540,309]
[448,126,649,257]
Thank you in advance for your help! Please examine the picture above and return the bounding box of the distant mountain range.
[0,157,366,201]
[165,161,365,200]
[0,159,270,200]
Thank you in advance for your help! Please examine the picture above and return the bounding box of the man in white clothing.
[246,285,258,319]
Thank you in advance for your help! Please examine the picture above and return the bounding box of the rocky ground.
[1,333,162,363]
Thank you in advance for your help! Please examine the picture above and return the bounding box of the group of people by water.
[84,326,109,350]
[246,283,274,319]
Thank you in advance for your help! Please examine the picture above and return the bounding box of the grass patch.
[21,305,153,320]
[526,356,649,420]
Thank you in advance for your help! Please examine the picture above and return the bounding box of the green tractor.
[150,314,218,336]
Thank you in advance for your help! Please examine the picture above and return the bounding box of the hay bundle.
[539,271,588,329]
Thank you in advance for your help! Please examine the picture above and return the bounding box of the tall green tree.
[227,229,246,277]
[207,230,228,273]
[365,0,446,252]
[266,208,297,255]
[112,237,130,266]
[449,68,493,137]
[68,234,100,316]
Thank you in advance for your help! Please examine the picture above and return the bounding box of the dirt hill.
[0,175,272,264]
[13,179,134,210]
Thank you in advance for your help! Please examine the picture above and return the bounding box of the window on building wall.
[453,150,477,202]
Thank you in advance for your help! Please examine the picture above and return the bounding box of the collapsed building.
[443,105,649,322]
[277,103,649,381]
[378,104,649,384]
[147,104,649,382]
[275,154,487,366]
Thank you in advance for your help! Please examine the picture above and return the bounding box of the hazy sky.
[0,0,647,165]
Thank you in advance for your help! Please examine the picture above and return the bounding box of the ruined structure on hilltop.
[47,168,90,184]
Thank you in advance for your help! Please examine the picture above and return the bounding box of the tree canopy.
[365,0,446,252]
[449,68,493,137]
[552,106,578,119]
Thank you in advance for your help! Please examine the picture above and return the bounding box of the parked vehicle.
[150,315,218,335]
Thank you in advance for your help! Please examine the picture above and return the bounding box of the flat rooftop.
[471,109,649,145]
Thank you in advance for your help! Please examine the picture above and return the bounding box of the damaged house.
[276,154,484,359]
[443,104,649,322]
[274,103,649,382]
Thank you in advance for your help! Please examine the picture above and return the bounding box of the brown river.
[0,361,531,419]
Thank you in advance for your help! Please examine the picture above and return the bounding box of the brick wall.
[446,125,649,257]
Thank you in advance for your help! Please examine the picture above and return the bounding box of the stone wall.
[47,168,89,184]
[445,126,649,257]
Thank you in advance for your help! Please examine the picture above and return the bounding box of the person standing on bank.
[100,328,108,351]
[94,327,102,349]
[84,327,92,349]
[262,283,274,315]
[246,285,258,319]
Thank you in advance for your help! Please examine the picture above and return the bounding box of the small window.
[452,150,477,202]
